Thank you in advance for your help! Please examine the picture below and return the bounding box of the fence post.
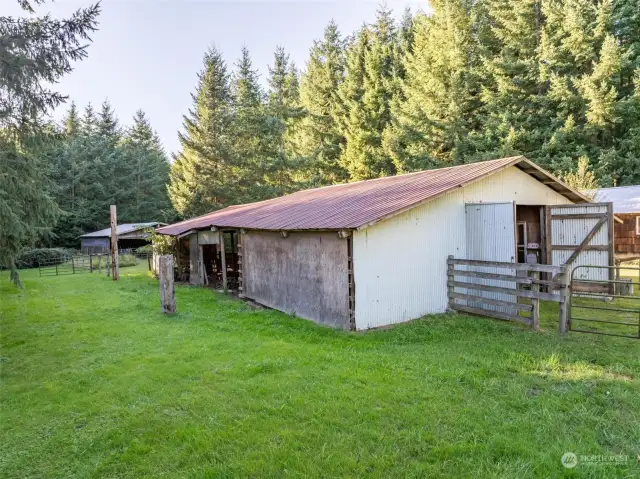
[530,270,540,330]
[558,265,570,335]
[447,255,455,311]
[159,255,176,314]
[89,253,93,273]
[71,256,76,274]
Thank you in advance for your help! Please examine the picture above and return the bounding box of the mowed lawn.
[1,265,639,478]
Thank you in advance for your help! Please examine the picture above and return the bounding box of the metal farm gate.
[38,254,93,276]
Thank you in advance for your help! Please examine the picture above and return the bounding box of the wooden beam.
[219,230,227,293]
[158,255,176,314]
[449,292,533,312]
[564,216,608,265]
[550,213,606,220]
[551,245,609,251]
[450,304,533,326]
[448,257,563,274]
[451,269,534,284]
[110,205,119,281]
[448,280,562,301]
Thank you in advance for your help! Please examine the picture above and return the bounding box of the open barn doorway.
[201,230,240,290]
[516,205,545,264]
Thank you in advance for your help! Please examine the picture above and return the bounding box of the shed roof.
[588,185,640,214]
[157,156,590,236]
[80,222,162,238]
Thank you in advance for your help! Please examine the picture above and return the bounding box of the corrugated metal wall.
[463,203,516,313]
[352,166,572,330]
[550,204,610,281]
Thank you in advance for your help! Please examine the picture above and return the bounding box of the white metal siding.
[353,166,572,330]
[550,204,610,282]
[463,203,516,313]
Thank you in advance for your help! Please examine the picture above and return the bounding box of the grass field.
[1,265,639,478]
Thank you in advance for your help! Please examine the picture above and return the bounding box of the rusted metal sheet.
[156,156,588,236]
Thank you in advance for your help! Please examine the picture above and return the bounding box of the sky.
[10,0,426,157]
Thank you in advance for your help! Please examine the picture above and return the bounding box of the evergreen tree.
[0,0,99,285]
[561,155,598,192]
[97,99,121,144]
[266,47,301,194]
[385,2,481,171]
[229,46,274,201]
[338,6,399,180]
[169,46,234,217]
[296,20,348,185]
[64,101,81,137]
[121,110,172,222]
[478,0,545,160]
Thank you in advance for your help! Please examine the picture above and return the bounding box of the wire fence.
[38,248,152,277]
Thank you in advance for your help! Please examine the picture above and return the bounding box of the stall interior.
[516,205,545,264]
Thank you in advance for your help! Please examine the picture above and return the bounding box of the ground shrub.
[15,248,76,269]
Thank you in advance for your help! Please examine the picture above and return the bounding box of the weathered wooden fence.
[447,256,571,331]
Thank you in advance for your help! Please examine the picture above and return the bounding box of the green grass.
[1,265,639,478]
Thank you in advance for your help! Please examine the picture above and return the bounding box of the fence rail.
[447,256,570,331]
[38,248,151,277]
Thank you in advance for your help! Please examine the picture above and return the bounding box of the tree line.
[48,101,173,247]
[170,1,640,218]
[2,0,639,284]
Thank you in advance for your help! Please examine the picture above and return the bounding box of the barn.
[591,185,640,262]
[156,156,598,330]
[80,222,164,254]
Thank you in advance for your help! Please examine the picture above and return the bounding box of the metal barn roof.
[157,156,590,236]
[589,185,640,214]
[80,222,162,238]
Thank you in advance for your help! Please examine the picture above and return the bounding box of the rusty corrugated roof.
[157,156,588,236]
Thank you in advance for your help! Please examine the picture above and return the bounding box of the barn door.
[546,203,614,284]
[465,203,517,313]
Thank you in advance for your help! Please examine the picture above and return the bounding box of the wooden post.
[447,255,455,311]
[158,255,176,314]
[558,265,570,335]
[530,270,540,330]
[110,205,119,280]
[219,230,227,293]
[89,253,93,273]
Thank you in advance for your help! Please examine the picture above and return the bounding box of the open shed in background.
[80,222,164,254]
[156,156,611,331]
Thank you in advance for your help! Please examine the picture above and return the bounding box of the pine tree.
[385,2,482,171]
[561,155,598,192]
[64,102,81,137]
[478,0,545,160]
[169,46,234,217]
[229,46,273,201]
[121,110,172,222]
[266,47,301,194]
[97,99,121,144]
[0,0,99,285]
[296,20,348,185]
[338,6,399,180]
